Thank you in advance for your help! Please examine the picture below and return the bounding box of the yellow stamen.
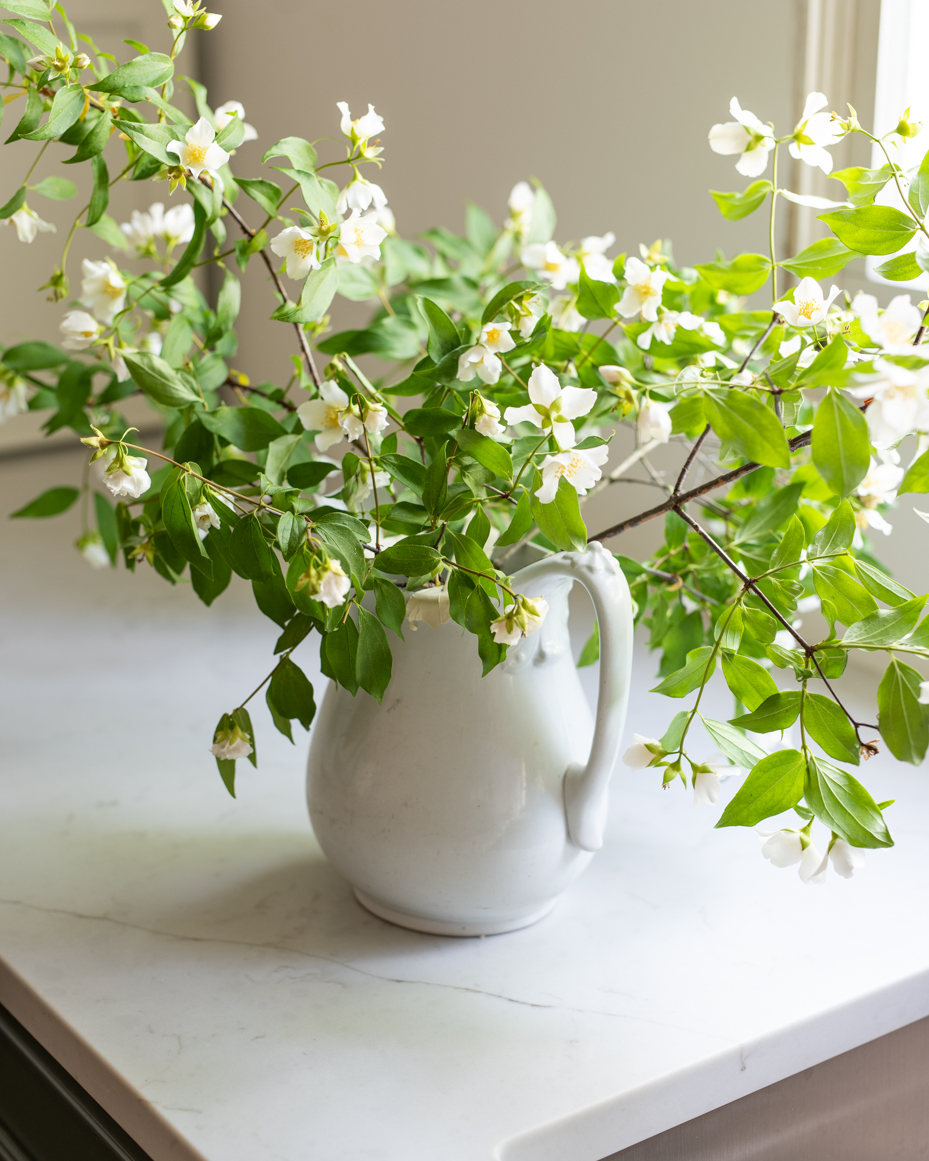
[185,143,208,166]
[294,238,315,258]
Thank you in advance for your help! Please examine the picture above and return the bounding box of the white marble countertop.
[2,448,929,1161]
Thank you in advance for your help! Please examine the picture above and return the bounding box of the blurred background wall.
[7,0,925,589]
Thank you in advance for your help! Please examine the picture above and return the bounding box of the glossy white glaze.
[306,543,634,934]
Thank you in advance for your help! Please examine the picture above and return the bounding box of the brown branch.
[217,186,322,389]
[589,430,812,542]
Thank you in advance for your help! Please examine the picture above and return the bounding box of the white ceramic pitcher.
[306,542,634,936]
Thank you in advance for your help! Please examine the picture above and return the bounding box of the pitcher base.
[352,889,558,937]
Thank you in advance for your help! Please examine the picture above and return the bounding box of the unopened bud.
[73,52,91,69]
[167,12,184,28]
[198,11,222,28]
[895,107,922,138]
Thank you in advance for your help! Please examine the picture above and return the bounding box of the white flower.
[536,445,609,504]
[406,584,451,630]
[199,12,221,29]
[192,501,220,540]
[213,100,258,143]
[829,838,865,879]
[111,347,133,381]
[336,101,385,157]
[142,330,163,356]
[363,400,389,435]
[476,397,503,436]
[773,277,841,327]
[799,841,829,885]
[490,596,549,646]
[789,91,843,174]
[599,365,635,388]
[506,181,535,239]
[173,0,196,14]
[636,309,703,350]
[708,96,776,177]
[692,768,721,807]
[337,209,387,264]
[919,681,929,705]
[856,507,893,535]
[0,375,28,421]
[296,381,355,451]
[80,258,126,324]
[162,203,195,246]
[516,293,545,339]
[637,399,672,444]
[623,734,662,769]
[316,559,351,608]
[457,347,502,385]
[336,175,388,215]
[78,534,110,570]
[779,335,818,367]
[702,320,726,346]
[104,454,151,499]
[211,727,252,762]
[617,256,670,322]
[1,204,56,243]
[521,241,580,290]
[270,226,321,280]
[503,364,596,449]
[857,455,903,507]
[550,295,584,333]
[761,828,803,867]
[120,204,166,251]
[59,309,101,350]
[853,292,924,354]
[848,358,929,448]
[166,117,230,179]
[375,204,396,234]
[579,233,616,283]
[478,321,516,354]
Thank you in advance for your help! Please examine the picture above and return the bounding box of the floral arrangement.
[4,0,929,887]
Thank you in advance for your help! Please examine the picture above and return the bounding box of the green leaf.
[710,181,772,221]
[85,153,108,227]
[531,475,587,551]
[464,584,506,676]
[287,460,337,490]
[481,280,537,326]
[374,577,406,637]
[780,237,858,279]
[30,175,76,200]
[375,538,443,577]
[873,251,923,281]
[728,690,801,733]
[192,533,232,606]
[842,596,927,648]
[271,258,337,324]
[811,388,870,498]
[229,512,276,582]
[420,297,459,362]
[200,406,287,451]
[446,528,493,579]
[715,605,744,651]
[796,335,848,388]
[877,658,929,764]
[703,388,790,468]
[236,177,281,217]
[268,657,316,730]
[276,510,305,561]
[716,750,805,828]
[526,182,556,244]
[1,19,56,56]
[265,687,294,743]
[159,199,207,289]
[87,212,129,251]
[0,185,26,219]
[5,85,41,143]
[214,110,244,151]
[62,110,112,164]
[853,559,915,607]
[313,514,367,592]
[1,340,66,371]
[576,265,619,320]
[10,485,78,518]
[22,83,84,141]
[721,652,779,711]
[769,515,805,571]
[812,564,877,625]
[695,253,771,294]
[115,118,177,165]
[252,554,296,626]
[1,1,51,21]
[323,616,359,694]
[123,351,202,408]
[90,52,174,93]
[908,151,929,220]
[899,447,929,495]
[831,163,894,208]
[0,31,26,74]
[701,716,767,768]
[403,407,461,438]
[650,645,716,698]
[161,473,211,574]
[455,427,513,480]
[356,606,392,702]
[279,167,338,221]
[262,136,318,173]
[801,692,860,764]
[264,433,301,485]
[732,482,804,544]
[808,499,855,557]
[495,489,532,547]
[93,492,118,563]
[577,619,599,667]
[818,205,917,255]
[274,611,318,654]
[805,756,893,848]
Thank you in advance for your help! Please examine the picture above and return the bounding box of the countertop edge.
[0,955,207,1161]
[494,966,929,1161]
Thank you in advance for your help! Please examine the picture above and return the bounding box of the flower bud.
[294,553,351,609]
[167,12,184,27]
[895,107,922,138]
[197,11,222,28]
[73,52,91,69]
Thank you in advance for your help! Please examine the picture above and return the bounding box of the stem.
[23,139,50,185]
[588,430,812,542]
[443,558,516,601]
[510,433,551,492]
[769,142,779,303]
[363,429,381,551]
[233,647,295,713]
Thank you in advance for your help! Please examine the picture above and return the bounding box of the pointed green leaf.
[716,749,805,828]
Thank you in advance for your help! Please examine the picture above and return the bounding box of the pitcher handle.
[513,541,634,852]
